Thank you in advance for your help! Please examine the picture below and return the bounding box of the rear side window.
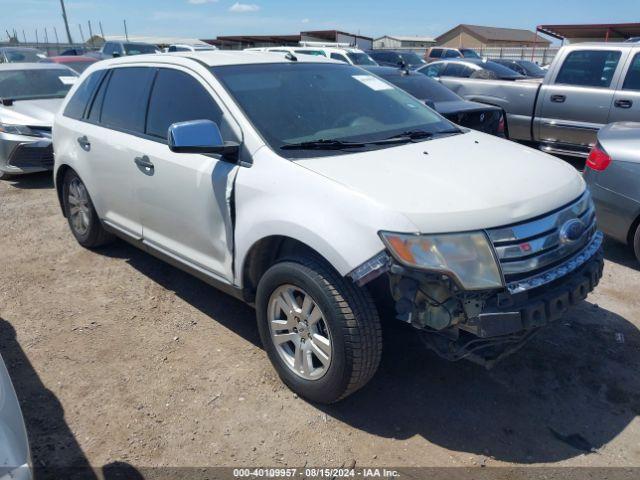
[145,68,223,139]
[100,67,155,133]
[63,70,104,119]
[622,53,640,90]
[556,50,622,88]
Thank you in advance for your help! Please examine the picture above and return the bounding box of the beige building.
[436,24,551,48]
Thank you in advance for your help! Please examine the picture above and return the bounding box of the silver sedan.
[584,122,640,263]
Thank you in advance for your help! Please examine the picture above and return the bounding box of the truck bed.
[438,77,542,142]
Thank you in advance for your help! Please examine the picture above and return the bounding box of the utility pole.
[88,20,93,46]
[78,23,85,43]
[44,27,49,44]
[54,27,60,45]
[99,21,105,39]
[123,19,129,41]
[35,29,39,45]
[22,30,26,44]
[59,0,73,43]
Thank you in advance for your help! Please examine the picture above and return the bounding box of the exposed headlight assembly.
[0,123,39,137]
[379,231,504,290]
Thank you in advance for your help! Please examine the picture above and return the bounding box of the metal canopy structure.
[538,23,640,42]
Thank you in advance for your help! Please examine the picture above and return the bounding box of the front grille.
[487,192,597,284]
[8,143,54,169]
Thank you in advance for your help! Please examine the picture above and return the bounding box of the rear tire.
[256,256,382,404]
[633,224,640,264]
[62,170,114,248]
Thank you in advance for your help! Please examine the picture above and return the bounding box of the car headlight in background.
[0,123,40,137]
[379,231,504,290]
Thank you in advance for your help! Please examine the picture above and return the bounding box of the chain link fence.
[0,41,95,57]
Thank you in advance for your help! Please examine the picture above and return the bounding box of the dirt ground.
[1,172,640,476]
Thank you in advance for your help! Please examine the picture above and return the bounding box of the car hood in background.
[597,122,640,164]
[432,99,501,116]
[295,131,584,233]
[0,98,64,128]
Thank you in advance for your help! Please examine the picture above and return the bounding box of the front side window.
[100,67,155,132]
[64,70,104,119]
[443,63,472,77]
[556,50,622,88]
[0,68,76,101]
[622,53,640,90]
[145,68,224,139]
[211,63,457,158]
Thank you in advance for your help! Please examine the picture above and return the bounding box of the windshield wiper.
[382,128,462,143]
[281,139,366,150]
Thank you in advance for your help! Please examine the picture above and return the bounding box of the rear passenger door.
[537,48,626,151]
[80,66,155,239]
[135,67,240,281]
[609,50,640,123]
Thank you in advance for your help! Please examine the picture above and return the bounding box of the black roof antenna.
[285,52,298,62]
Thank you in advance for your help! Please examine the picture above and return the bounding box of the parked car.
[245,45,377,66]
[0,47,46,64]
[419,58,526,81]
[54,51,602,403]
[40,55,98,74]
[91,41,160,59]
[0,353,32,480]
[424,47,481,63]
[426,42,640,159]
[625,37,640,43]
[60,47,93,56]
[584,122,640,263]
[364,66,506,136]
[366,50,426,69]
[0,63,77,179]
[492,58,547,79]
[167,44,217,52]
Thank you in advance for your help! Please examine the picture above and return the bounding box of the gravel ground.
[1,172,640,477]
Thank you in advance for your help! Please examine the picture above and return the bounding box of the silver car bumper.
[0,131,54,175]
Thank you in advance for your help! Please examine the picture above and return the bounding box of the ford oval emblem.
[559,219,585,244]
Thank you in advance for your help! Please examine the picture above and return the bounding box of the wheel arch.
[241,235,340,303]
[55,164,74,217]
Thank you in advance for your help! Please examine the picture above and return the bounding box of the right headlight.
[379,231,504,290]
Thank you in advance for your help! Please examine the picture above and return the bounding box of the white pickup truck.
[430,42,640,158]
[53,51,603,403]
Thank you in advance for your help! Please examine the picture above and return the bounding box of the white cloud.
[188,0,217,3]
[301,18,310,24]
[229,2,260,12]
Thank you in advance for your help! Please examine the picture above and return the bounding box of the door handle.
[615,99,633,109]
[550,94,566,103]
[77,135,91,151]
[134,155,154,175]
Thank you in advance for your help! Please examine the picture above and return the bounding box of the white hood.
[295,131,585,233]
[0,98,63,128]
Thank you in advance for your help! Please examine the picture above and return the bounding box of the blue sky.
[2,0,639,43]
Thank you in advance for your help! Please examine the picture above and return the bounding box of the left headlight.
[0,123,39,137]
[379,231,504,290]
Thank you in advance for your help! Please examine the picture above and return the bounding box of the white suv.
[245,45,378,66]
[53,51,603,403]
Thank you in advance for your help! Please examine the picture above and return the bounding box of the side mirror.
[168,120,240,160]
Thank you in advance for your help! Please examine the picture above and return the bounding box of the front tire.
[256,256,382,403]
[62,170,114,248]
[633,223,640,264]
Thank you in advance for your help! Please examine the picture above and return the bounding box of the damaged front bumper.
[351,231,604,367]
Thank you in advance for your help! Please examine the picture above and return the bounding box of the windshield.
[476,61,524,78]
[124,43,158,55]
[347,52,377,66]
[460,49,481,59]
[0,68,76,100]
[379,73,460,102]
[517,60,546,76]
[211,63,457,158]
[63,61,94,73]
[398,52,426,66]
[2,48,44,63]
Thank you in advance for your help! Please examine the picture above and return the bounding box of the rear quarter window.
[63,70,105,120]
